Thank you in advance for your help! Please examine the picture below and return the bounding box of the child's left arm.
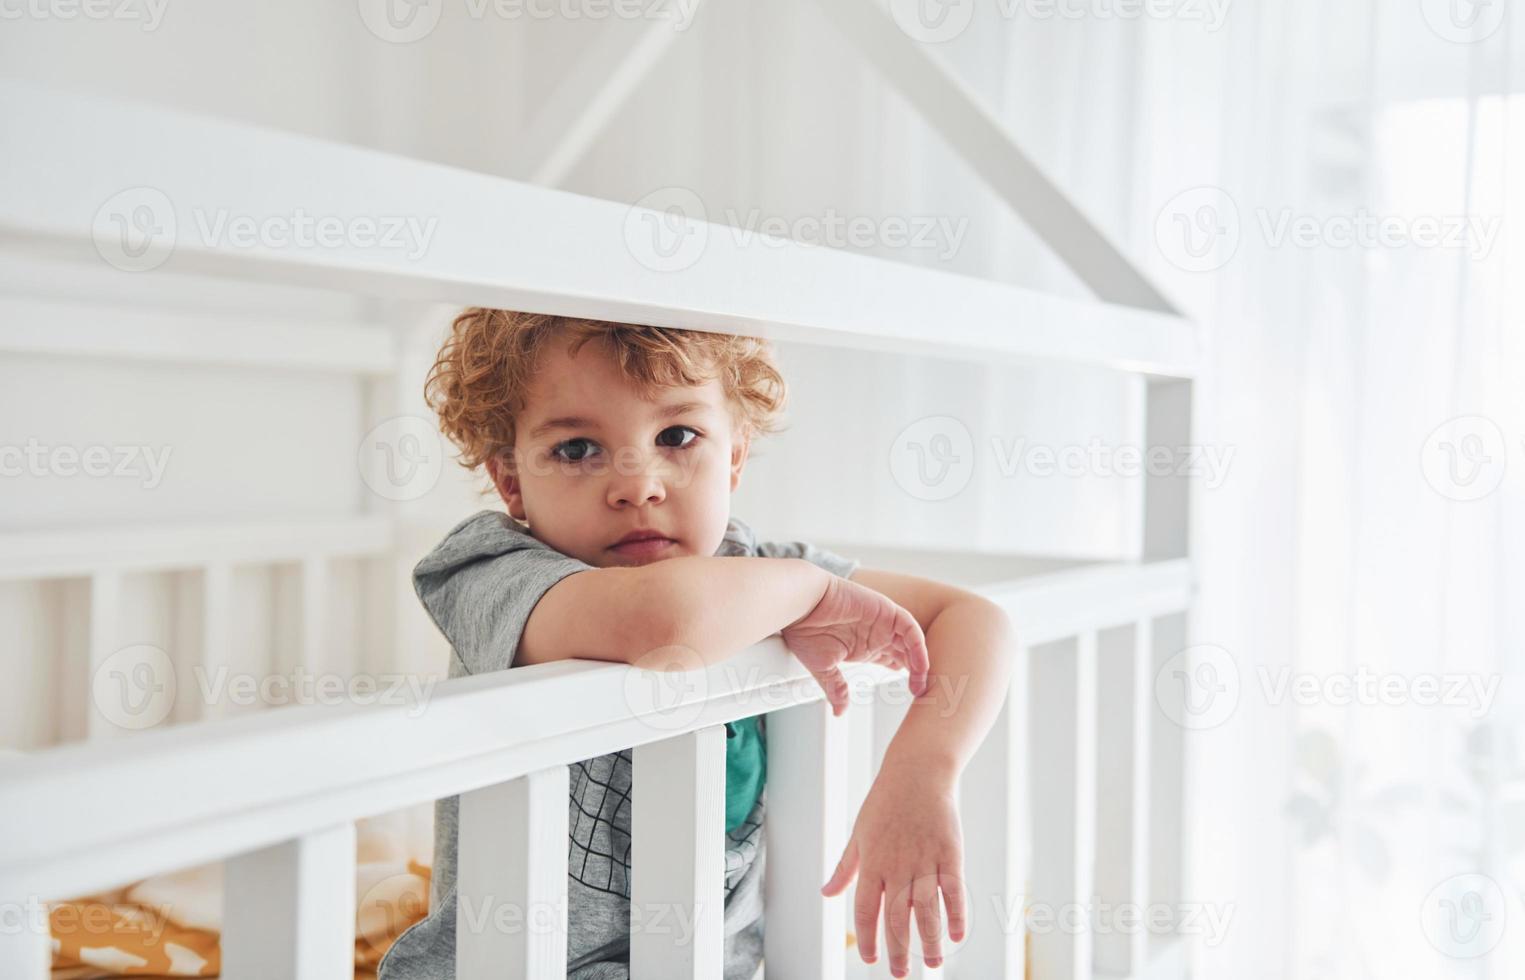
[819,566,1018,976]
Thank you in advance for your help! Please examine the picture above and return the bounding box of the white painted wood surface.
[0,296,396,374]
[222,822,357,980]
[631,726,726,979]
[764,699,850,980]
[0,518,393,581]
[0,83,1199,379]
[949,662,1026,980]
[1029,633,1099,980]
[1095,622,1152,974]
[814,0,1179,315]
[0,901,50,980]
[506,0,710,188]
[456,766,570,979]
[85,571,121,741]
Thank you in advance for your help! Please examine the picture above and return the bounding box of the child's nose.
[608,470,667,508]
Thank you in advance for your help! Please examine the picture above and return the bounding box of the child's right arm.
[517,556,929,712]
[517,556,831,668]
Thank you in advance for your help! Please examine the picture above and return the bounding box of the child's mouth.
[609,536,676,558]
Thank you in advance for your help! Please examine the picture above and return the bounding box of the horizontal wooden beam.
[0,297,396,375]
[0,518,393,580]
[0,82,1198,378]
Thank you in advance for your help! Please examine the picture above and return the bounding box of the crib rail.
[0,559,1191,979]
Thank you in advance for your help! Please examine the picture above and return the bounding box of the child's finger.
[941,865,968,943]
[913,872,944,967]
[884,876,913,977]
[852,874,884,965]
[821,836,860,897]
[893,615,931,697]
[811,667,849,717]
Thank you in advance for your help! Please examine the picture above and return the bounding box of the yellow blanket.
[48,816,433,979]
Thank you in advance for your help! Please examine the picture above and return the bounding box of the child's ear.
[486,451,527,521]
[729,430,751,492]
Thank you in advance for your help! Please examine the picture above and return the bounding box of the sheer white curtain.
[1148,2,1524,976]
[932,1,1525,974]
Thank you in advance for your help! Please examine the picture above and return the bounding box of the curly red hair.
[424,308,788,480]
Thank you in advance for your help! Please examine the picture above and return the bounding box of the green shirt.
[724,715,767,834]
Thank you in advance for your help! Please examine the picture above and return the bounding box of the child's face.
[487,334,750,568]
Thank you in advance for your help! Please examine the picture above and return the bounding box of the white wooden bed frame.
[0,53,1199,980]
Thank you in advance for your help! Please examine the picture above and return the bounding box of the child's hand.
[821,760,966,976]
[780,575,930,716]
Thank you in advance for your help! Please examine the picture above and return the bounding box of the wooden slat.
[631,726,726,979]
[0,897,50,980]
[1094,623,1151,973]
[456,766,570,978]
[86,571,121,740]
[199,562,234,723]
[222,822,357,980]
[0,296,396,375]
[1029,633,1099,980]
[0,82,1199,379]
[765,699,850,979]
[1143,379,1194,561]
[1149,614,1188,930]
[949,662,1025,979]
[0,517,392,581]
[299,556,329,676]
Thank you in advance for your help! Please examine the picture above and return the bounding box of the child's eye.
[551,438,599,463]
[657,426,700,450]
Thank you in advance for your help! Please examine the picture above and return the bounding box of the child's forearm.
[633,556,831,667]
[880,597,1018,784]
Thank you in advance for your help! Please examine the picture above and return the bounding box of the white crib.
[0,75,1199,980]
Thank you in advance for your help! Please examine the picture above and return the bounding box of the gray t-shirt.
[377,510,859,980]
